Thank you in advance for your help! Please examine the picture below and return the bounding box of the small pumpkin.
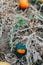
[0,62,10,65]
[19,0,30,9]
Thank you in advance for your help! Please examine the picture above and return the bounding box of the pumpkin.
[17,49,25,54]
[19,0,30,9]
[0,62,10,65]
[16,42,26,54]
[40,0,43,3]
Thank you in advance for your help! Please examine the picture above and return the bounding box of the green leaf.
[18,18,24,26]
[16,14,24,26]
[35,0,38,4]
[15,24,19,29]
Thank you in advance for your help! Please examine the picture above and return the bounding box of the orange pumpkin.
[40,0,43,3]
[19,0,30,9]
[17,49,25,54]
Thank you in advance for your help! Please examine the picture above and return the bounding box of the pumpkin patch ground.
[0,0,43,65]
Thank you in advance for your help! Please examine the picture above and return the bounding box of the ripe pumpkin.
[0,62,10,65]
[40,0,43,3]
[19,0,30,9]
[17,49,25,54]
